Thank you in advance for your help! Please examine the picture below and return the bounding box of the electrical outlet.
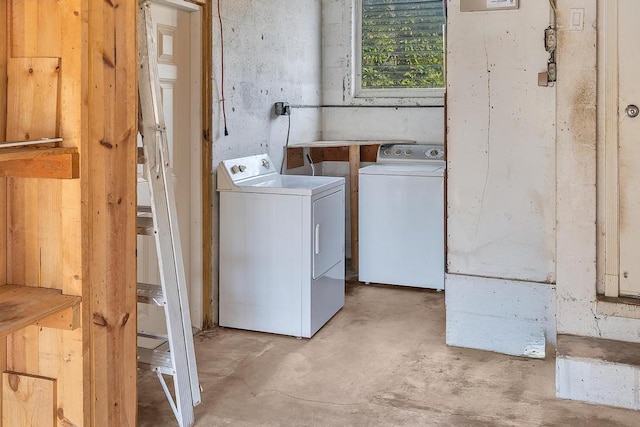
[274,102,290,116]
[544,27,556,53]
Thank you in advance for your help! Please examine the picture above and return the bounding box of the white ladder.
[136,1,201,426]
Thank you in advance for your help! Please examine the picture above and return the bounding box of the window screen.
[361,0,446,90]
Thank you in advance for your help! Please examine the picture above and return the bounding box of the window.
[357,0,446,98]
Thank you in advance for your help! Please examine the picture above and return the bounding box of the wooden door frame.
[600,1,620,298]
[143,0,213,328]
[191,0,214,328]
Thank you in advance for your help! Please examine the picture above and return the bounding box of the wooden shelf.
[0,146,79,179]
[0,285,81,338]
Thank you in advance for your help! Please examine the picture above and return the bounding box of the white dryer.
[217,154,345,338]
[359,144,445,289]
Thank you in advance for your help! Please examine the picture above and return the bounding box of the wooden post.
[0,0,7,289]
[85,1,137,425]
[201,0,214,329]
[349,145,360,272]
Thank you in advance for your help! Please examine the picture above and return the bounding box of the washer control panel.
[218,153,278,190]
[377,144,444,162]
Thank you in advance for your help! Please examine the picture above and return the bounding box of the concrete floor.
[138,282,640,426]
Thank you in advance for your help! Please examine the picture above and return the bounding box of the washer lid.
[235,174,345,196]
[359,162,445,177]
[218,159,345,195]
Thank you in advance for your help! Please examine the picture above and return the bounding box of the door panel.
[618,0,640,296]
[312,191,344,280]
[138,2,201,343]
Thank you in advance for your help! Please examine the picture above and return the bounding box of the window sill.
[344,95,445,108]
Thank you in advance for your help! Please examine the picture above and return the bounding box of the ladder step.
[137,282,166,305]
[138,146,146,164]
[137,347,174,375]
[138,331,169,341]
[137,215,155,235]
[138,205,152,214]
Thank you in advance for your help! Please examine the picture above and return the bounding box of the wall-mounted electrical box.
[461,0,519,12]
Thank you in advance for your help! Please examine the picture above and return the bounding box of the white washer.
[359,144,445,289]
[217,154,345,338]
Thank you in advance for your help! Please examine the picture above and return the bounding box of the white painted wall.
[321,0,444,143]
[211,0,323,321]
[446,0,556,283]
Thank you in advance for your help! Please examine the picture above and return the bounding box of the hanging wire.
[218,0,229,136]
[280,113,292,174]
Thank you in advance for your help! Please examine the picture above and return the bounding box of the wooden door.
[617,0,640,297]
[138,0,202,345]
[603,0,640,297]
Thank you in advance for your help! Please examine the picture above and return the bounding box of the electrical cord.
[280,113,291,174]
[218,0,229,135]
[306,154,316,176]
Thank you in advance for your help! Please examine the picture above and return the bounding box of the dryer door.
[312,190,344,279]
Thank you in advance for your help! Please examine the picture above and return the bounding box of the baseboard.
[445,273,556,358]
[556,334,640,410]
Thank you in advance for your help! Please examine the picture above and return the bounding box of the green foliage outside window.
[361,0,445,90]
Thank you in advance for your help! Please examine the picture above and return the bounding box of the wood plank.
[6,57,60,142]
[317,146,348,162]
[201,0,214,328]
[0,337,4,426]
[0,285,81,338]
[54,4,84,422]
[2,372,56,427]
[85,0,137,425]
[286,147,304,170]
[0,146,75,162]
[0,151,79,178]
[1,0,7,298]
[288,139,415,148]
[360,145,379,163]
[0,0,7,143]
[349,145,360,272]
[9,0,62,58]
[311,145,379,163]
[36,305,80,331]
[309,147,325,163]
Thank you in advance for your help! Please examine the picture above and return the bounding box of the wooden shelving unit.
[0,285,81,338]
[1,0,137,425]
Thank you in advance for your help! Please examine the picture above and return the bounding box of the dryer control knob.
[395,149,402,155]
[405,149,413,156]
[231,165,240,174]
[239,165,247,172]
[383,148,391,156]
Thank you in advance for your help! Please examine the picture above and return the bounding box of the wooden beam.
[2,373,56,427]
[84,1,137,425]
[0,336,4,427]
[0,147,78,179]
[349,145,360,272]
[201,0,214,328]
[1,0,7,292]
[0,0,6,143]
[36,305,80,331]
[308,145,379,163]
